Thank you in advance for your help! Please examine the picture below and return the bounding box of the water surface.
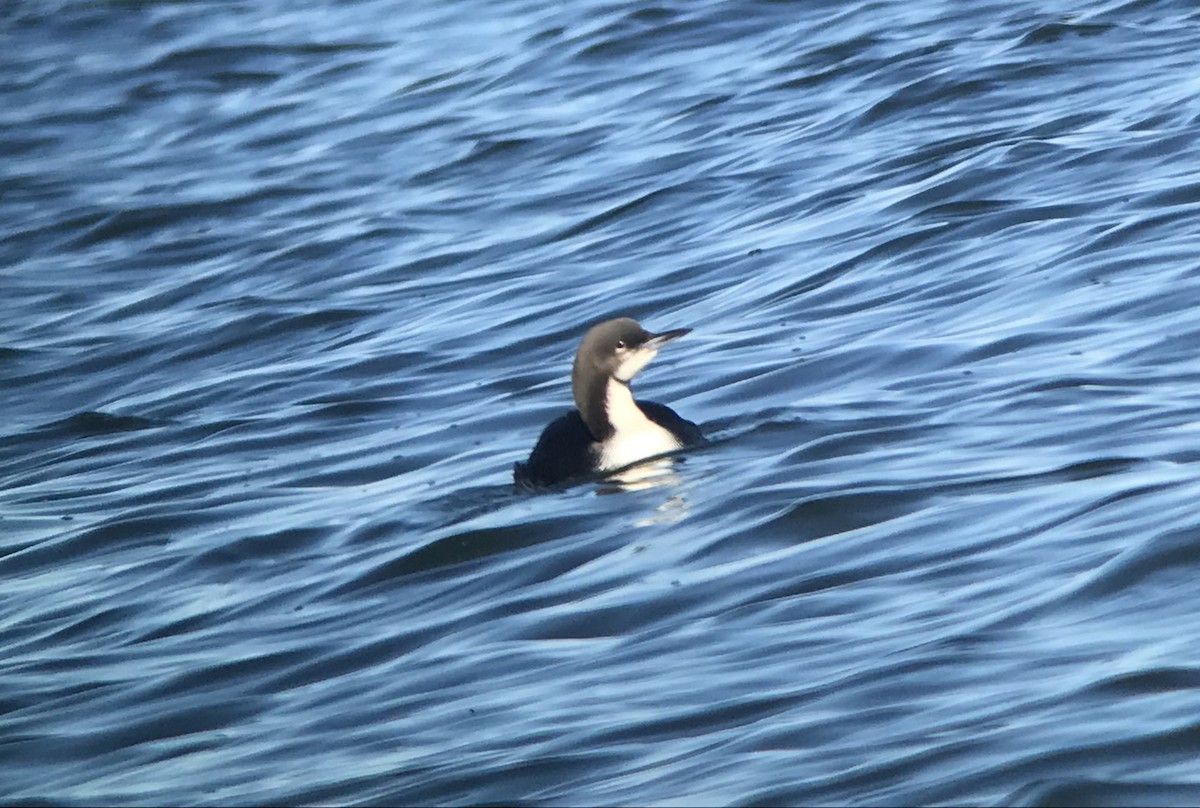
[5,0,1200,804]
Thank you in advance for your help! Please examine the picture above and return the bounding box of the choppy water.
[5,0,1200,804]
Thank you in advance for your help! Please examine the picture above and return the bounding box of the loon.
[513,317,705,488]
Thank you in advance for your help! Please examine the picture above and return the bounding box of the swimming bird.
[514,317,705,488]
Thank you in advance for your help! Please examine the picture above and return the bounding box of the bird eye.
[615,340,626,349]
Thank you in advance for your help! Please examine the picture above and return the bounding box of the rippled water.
[6,0,1200,804]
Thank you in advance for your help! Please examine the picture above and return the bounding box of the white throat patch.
[598,379,682,472]
[613,347,658,383]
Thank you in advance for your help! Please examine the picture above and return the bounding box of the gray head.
[571,318,690,432]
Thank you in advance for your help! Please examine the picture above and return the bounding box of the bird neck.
[603,377,656,436]
[575,370,617,441]
[576,371,661,445]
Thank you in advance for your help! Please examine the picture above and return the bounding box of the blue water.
[5,0,1200,804]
